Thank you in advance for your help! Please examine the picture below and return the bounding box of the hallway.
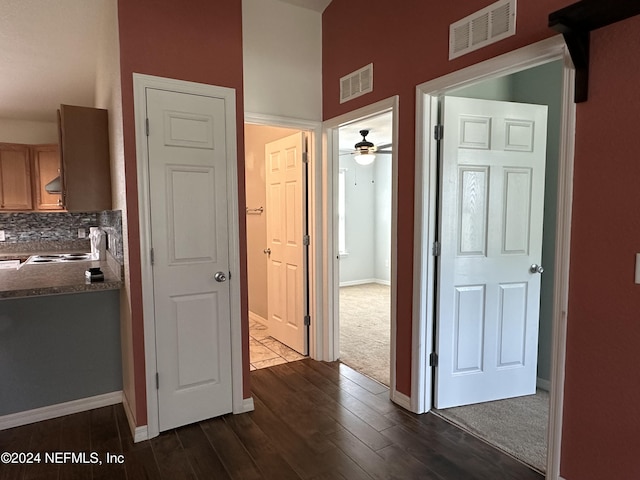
[0,360,543,479]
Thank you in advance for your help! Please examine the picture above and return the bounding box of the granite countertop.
[0,255,122,299]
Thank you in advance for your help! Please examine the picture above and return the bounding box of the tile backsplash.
[0,211,124,263]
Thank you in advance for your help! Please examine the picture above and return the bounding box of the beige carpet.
[434,390,549,473]
[339,283,390,386]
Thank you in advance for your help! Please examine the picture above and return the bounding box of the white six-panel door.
[265,132,307,354]
[436,96,548,409]
[146,88,233,431]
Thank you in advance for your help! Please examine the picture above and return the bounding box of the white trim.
[122,392,149,443]
[391,389,412,411]
[339,278,391,287]
[248,310,268,327]
[238,397,255,413]
[244,112,322,360]
[321,96,399,399]
[133,73,243,439]
[0,391,122,431]
[412,35,575,480]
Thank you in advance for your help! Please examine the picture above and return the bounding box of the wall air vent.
[339,63,373,104]
[449,0,517,60]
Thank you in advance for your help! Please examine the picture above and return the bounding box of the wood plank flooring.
[0,359,543,480]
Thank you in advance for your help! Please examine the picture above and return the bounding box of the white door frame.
[412,36,576,479]
[320,96,401,402]
[134,73,245,440]
[244,112,322,360]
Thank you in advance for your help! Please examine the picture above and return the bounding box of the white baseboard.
[339,278,390,287]
[0,391,122,431]
[391,389,412,410]
[537,377,551,391]
[235,396,255,414]
[122,392,149,443]
[249,311,267,326]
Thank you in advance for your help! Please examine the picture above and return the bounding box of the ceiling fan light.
[355,153,375,165]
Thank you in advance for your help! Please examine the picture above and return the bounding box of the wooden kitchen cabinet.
[58,105,112,212]
[31,144,63,210]
[0,143,33,210]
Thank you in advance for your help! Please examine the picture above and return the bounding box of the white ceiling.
[0,0,108,123]
[338,111,393,153]
[0,0,330,125]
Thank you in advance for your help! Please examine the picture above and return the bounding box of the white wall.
[93,0,136,420]
[0,118,58,144]
[242,0,322,121]
[374,153,392,283]
[338,152,392,286]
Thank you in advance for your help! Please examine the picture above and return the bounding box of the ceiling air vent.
[340,63,373,104]
[449,0,517,60]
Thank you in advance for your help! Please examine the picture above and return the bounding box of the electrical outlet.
[78,228,86,239]
[0,230,5,241]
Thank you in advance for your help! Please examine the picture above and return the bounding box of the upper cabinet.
[58,105,112,212]
[32,144,63,210]
[0,143,33,210]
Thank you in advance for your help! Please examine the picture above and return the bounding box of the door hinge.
[304,315,311,326]
[303,234,310,246]
[302,151,309,163]
[150,247,155,265]
[434,124,444,141]
[432,241,441,257]
[145,118,150,136]
[429,352,438,367]
[155,372,159,389]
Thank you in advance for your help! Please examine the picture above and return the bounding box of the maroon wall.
[561,15,640,479]
[117,0,250,425]
[323,1,640,478]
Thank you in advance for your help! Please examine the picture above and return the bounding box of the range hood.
[44,176,62,194]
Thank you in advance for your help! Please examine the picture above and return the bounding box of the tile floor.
[249,318,306,370]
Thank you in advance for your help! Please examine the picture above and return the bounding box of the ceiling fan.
[352,129,392,165]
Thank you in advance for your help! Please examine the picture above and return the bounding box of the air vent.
[449,0,517,60]
[340,63,373,104]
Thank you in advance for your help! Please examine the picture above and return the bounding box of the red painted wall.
[323,1,640,478]
[117,0,250,425]
[561,15,640,480]
[323,0,572,401]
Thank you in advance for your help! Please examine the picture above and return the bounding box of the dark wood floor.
[0,359,543,480]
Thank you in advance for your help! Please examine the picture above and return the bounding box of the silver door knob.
[214,271,227,282]
[530,264,544,274]
[263,248,271,255]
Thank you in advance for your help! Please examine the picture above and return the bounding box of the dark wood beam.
[549,0,640,103]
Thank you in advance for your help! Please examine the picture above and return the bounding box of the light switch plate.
[78,228,86,239]
[635,253,640,285]
[0,230,5,241]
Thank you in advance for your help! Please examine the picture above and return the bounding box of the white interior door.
[265,132,307,354]
[435,96,548,409]
[147,87,233,431]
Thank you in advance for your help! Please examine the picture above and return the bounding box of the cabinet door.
[0,144,33,210]
[32,144,63,210]
[59,105,111,211]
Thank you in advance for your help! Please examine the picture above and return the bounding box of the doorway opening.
[431,59,563,474]
[413,37,576,479]
[244,122,312,370]
[337,111,393,386]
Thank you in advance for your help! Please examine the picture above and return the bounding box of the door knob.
[214,271,227,282]
[530,264,544,274]
[263,248,271,255]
